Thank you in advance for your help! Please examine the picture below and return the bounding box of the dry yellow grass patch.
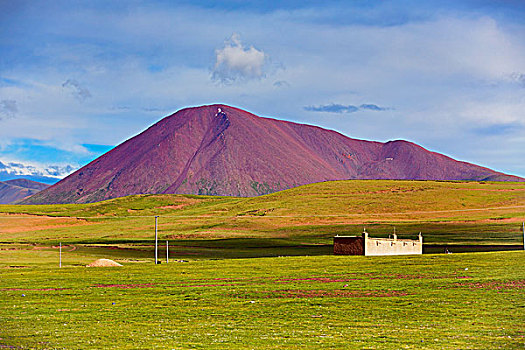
[0,215,90,234]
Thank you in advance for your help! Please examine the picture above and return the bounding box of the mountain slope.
[0,179,50,204]
[22,104,523,204]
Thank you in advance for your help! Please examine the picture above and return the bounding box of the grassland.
[0,180,524,264]
[1,180,524,348]
[1,252,524,349]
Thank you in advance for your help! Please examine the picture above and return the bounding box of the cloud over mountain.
[212,33,267,84]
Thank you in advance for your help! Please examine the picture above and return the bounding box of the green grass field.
[1,180,524,263]
[1,180,524,348]
[1,252,524,349]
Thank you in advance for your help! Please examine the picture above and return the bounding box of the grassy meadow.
[0,180,524,264]
[1,252,524,349]
[1,180,524,348]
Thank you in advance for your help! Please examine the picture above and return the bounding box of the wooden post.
[166,240,169,264]
[59,242,62,268]
[522,222,524,251]
[155,216,159,264]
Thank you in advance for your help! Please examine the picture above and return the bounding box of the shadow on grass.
[25,238,334,261]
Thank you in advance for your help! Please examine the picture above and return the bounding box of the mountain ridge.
[21,104,523,204]
[0,179,50,204]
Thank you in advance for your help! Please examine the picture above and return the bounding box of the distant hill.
[0,179,49,204]
[22,104,523,204]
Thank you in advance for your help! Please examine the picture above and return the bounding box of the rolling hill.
[0,179,49,204]
[22,104,523,204]
[2,180,525,247]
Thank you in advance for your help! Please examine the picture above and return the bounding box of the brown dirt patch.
[454,279,525,290]
[0,216,90,234]
[1,287,69,291]
[277,277,359,283]
[235,289,409,299]
[91,283,156,289]
[181,283,237,288]
[362,273,454,280]
[455,188,525,192]
[481,217,525,223]
[167,233,227,239]
[2,266,29,269]
[49,245,76,251]
[158,204,187,210]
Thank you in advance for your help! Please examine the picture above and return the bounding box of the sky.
[1,0,525,182]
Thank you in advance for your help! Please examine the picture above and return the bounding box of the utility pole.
[59,242,62,268]
[522,222,524,251]
[166,240,169,264]
[155,216,159,264]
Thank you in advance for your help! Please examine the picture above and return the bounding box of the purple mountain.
[22,104,523,204]
[0,179,49,204]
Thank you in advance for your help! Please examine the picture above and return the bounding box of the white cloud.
[510,72,525,87]
[212,33,267,84]
[62,79,92,102]
[273,80,290,88]
[0,159,77,179]
[0,99,18,119]
[2,3,525,177]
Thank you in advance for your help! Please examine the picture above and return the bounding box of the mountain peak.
[22,105,523,204]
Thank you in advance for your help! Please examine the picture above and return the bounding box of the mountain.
[0,179,50,204]
[22,104,523,204]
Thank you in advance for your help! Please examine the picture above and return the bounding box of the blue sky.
[1,0,525,181]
